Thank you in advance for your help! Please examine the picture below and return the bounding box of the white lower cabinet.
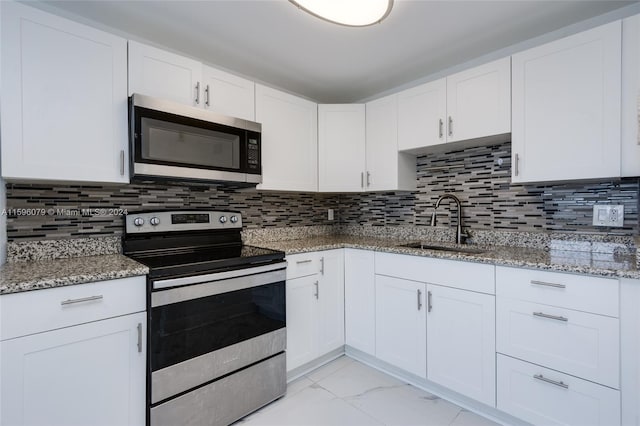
[0,277,147,426]
[344,249,376,355]
[426,284,496,406]
[285,250,344,372]
[374,274,426,378]
[497,354,620,426]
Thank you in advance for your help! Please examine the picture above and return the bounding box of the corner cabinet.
[397,57,511,152]
[512,21,622,183]
[344,249,376,355]
[256,85,318,192]
[0,277,147,426]
[1,1,129,183]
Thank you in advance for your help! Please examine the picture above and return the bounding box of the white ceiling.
[39,0,635,103]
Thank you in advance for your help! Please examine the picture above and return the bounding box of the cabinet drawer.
[1,277,146,340]
[375,252,494,294]
[496,266,618,317]
[286,252,320,279]
[497,354,620,426]
[497,298,619,388]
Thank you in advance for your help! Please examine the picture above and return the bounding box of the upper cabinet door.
[201,65,255,121]
[318,104,366,192]
[128,41,202,107]
[366,94,416,191]
[446,57,511,143]
[512,21,622,183]
[621,14,640,178]
[1,1,129,183]
[255,84,318,192]
[397,78,447,151]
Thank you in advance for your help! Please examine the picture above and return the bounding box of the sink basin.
[400,242,485,255]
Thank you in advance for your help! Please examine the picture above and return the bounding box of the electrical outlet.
[328,208,334,221]
[592,205,624,227]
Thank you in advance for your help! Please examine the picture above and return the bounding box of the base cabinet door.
[285,274,319,371]
[375,275,426,378]
[317,249,345,354]
[497,354,620,426]
[1,312,146,426]
[344,249,376,355]
[427,285,496,406]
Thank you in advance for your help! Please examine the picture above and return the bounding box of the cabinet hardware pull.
[533,374,569,389]
[205,84,210,107]
[439,119,443,139]
[361,172,364,188]
[320,257,325,275]
[417,289,422,310]
[448,116,453,136]
[515,153,519,176]
[119,150,125,176]
[61,295,103,306]
[314,281,319,299]
[533,312,568,322]
[137,323,143,353]
[366,171,371,187]
[296,259,312,264]
[195,82,200,104]
[530,280,566,289]
[427,291,433,312]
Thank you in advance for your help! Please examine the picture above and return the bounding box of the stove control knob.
[230,215,238,224]
[219,216,228,224]
[133,217,145,227]
[150,217,160,226]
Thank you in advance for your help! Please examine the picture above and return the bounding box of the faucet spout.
[432,193,465,244]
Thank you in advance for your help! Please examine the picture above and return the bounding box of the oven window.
[151,281,285,372]
[141,117,240,169]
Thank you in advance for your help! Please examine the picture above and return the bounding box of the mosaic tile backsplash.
[5,141,639,241]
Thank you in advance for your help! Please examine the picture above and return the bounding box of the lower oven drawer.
[151,352,286,426]
[497,354,620,426]
[151,328,286,404]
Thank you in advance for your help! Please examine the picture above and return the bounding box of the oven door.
[149,262,286,404]
[130,94,261,184]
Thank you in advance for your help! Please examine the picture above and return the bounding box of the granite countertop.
[255,235,640,279]
[0,254,149,295]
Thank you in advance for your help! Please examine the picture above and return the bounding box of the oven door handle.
[153,261,287,290]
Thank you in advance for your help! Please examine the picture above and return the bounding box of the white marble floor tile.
[344,383,463,426]
[286,376,315,397]
[315,360,405,398]
[449,409,501,426]
[239,384,383,426]
[305,355,354,383]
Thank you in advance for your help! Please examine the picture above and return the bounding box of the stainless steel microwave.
[129,94,261,184]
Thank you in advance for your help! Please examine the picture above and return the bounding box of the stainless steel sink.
[400,242,485,254]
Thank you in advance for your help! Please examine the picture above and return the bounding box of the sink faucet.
[430,193,466,244]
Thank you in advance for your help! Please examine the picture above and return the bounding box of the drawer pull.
[533,311,568,322]
[530,280,566,289]
[533,374,569,389]
[320,257,325,275]
[61,295,104,306]
[296,259,313,264]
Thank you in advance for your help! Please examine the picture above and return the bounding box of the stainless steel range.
[123,210,286,426]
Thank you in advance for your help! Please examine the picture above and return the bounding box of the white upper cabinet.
[128,42,255,120]
[1,1,129,183]
[397,57,510,152]
[446,57,511,143]
[398,78,447,150]
[318,104,366,192]
[512,21,622,183]
[128,41,202,106]
[256,84,318,192]
[366,95,417,191]
[201,65,255,121]
[621,14,640,177]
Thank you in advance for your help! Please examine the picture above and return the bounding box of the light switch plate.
[328,209,334,221]
[592,205,624,227]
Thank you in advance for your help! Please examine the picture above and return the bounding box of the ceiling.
[39,0,636,103]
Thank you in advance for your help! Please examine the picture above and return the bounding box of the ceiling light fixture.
[289,0,394,27]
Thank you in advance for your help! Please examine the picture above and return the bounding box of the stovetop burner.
[123,210,285,279]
